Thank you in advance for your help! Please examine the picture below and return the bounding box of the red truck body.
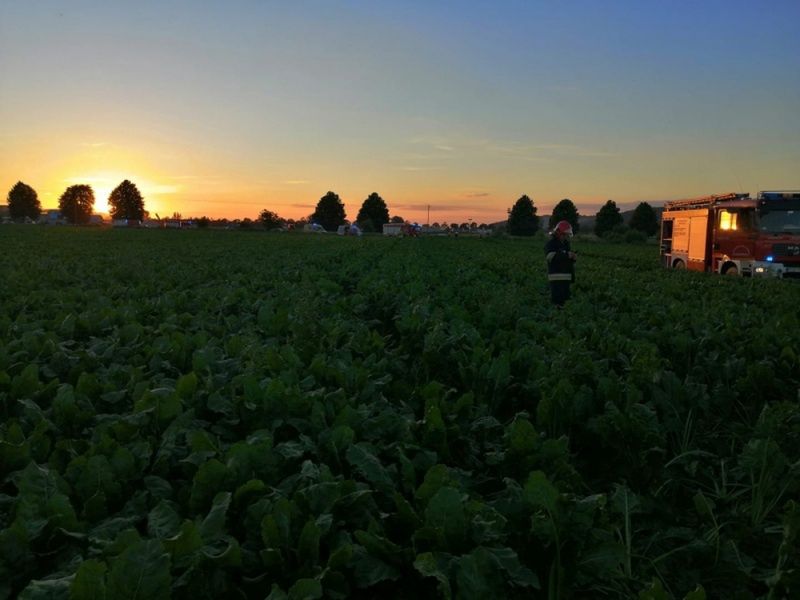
[660,191,800,278]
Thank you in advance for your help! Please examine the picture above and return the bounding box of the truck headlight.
[755,266,766,274]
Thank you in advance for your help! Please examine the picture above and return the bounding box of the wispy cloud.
[533,144,617,157]
[408,135,451,146]
[146,184,180,195]
[399,134,616,177]
[401,152,456,161]
[545,83,580,93]
[393,203,493,212]
[66,175,112,184]
[167,175,227,186]
[407,136,458,153]
[408,135,617,160]
[466,192,490,198]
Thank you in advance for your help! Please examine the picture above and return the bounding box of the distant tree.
[507,194,540,236]
[356,192,390,233]
[259,209,284,229]
[108,179,145,220]
[549,198,580,233]
[595,199,624,237]
[59,185,95,225]
[628,201,659,237]
[7,181,41,221]
[197,217,210,229]
[390,215,405,224]
[431,222,440,228]
[312,191,346,231]
[479,223,487,229]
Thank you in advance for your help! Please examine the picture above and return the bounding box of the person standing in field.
[545,220,577,307]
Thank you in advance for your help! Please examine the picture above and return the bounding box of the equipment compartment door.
[687,215,709,269]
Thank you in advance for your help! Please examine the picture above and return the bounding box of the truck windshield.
[758,210,800,234]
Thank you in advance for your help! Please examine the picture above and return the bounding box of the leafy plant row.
[0,228,798,599]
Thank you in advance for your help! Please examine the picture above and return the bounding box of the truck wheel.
[723,264,739,276]
[673,259,686,270]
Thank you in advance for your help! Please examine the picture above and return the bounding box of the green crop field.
[1,227,798,599]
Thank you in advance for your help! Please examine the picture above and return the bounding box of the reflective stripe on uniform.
[545,252,556,262]
[548,273,572,281]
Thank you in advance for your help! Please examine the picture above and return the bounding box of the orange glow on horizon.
[26,170,627,224]
[59,172,180,217]
[4,139,682,223]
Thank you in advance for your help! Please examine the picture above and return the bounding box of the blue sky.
[2,0,798,221]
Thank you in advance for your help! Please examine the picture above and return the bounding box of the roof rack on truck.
[663,192,748,212]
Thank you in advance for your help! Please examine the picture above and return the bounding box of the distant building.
[41,209,62,225]
[382,222,404,236]
[421,225,448,235]
[112,219,140,228]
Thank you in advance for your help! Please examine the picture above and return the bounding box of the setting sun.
[65,174,131,215]
[61,172,178,218]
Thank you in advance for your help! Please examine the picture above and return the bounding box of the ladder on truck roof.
[663,192,748,211]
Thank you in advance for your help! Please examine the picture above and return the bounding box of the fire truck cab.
[660,191,800,278]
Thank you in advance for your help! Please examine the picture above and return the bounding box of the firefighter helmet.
[553,220,573,236]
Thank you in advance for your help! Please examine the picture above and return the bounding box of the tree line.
[5,180,659,237]
[506,195,659,238]
[5,180,145,224]
[274,191,658,237]
[259,192,408,232]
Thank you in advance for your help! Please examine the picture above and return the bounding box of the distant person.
[545,220,577,307]
[349,222,362,236]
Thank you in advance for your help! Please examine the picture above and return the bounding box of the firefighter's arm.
[546,248,574,263]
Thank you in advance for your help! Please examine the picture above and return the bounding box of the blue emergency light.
[766,256,774,262]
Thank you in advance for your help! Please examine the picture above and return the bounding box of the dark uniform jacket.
[545,237,575,282]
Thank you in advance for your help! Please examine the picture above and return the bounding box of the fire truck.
[660,190,800,278]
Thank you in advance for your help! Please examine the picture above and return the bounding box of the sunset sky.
[2,1,799,223]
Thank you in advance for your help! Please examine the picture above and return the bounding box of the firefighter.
[545,220,577,307]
